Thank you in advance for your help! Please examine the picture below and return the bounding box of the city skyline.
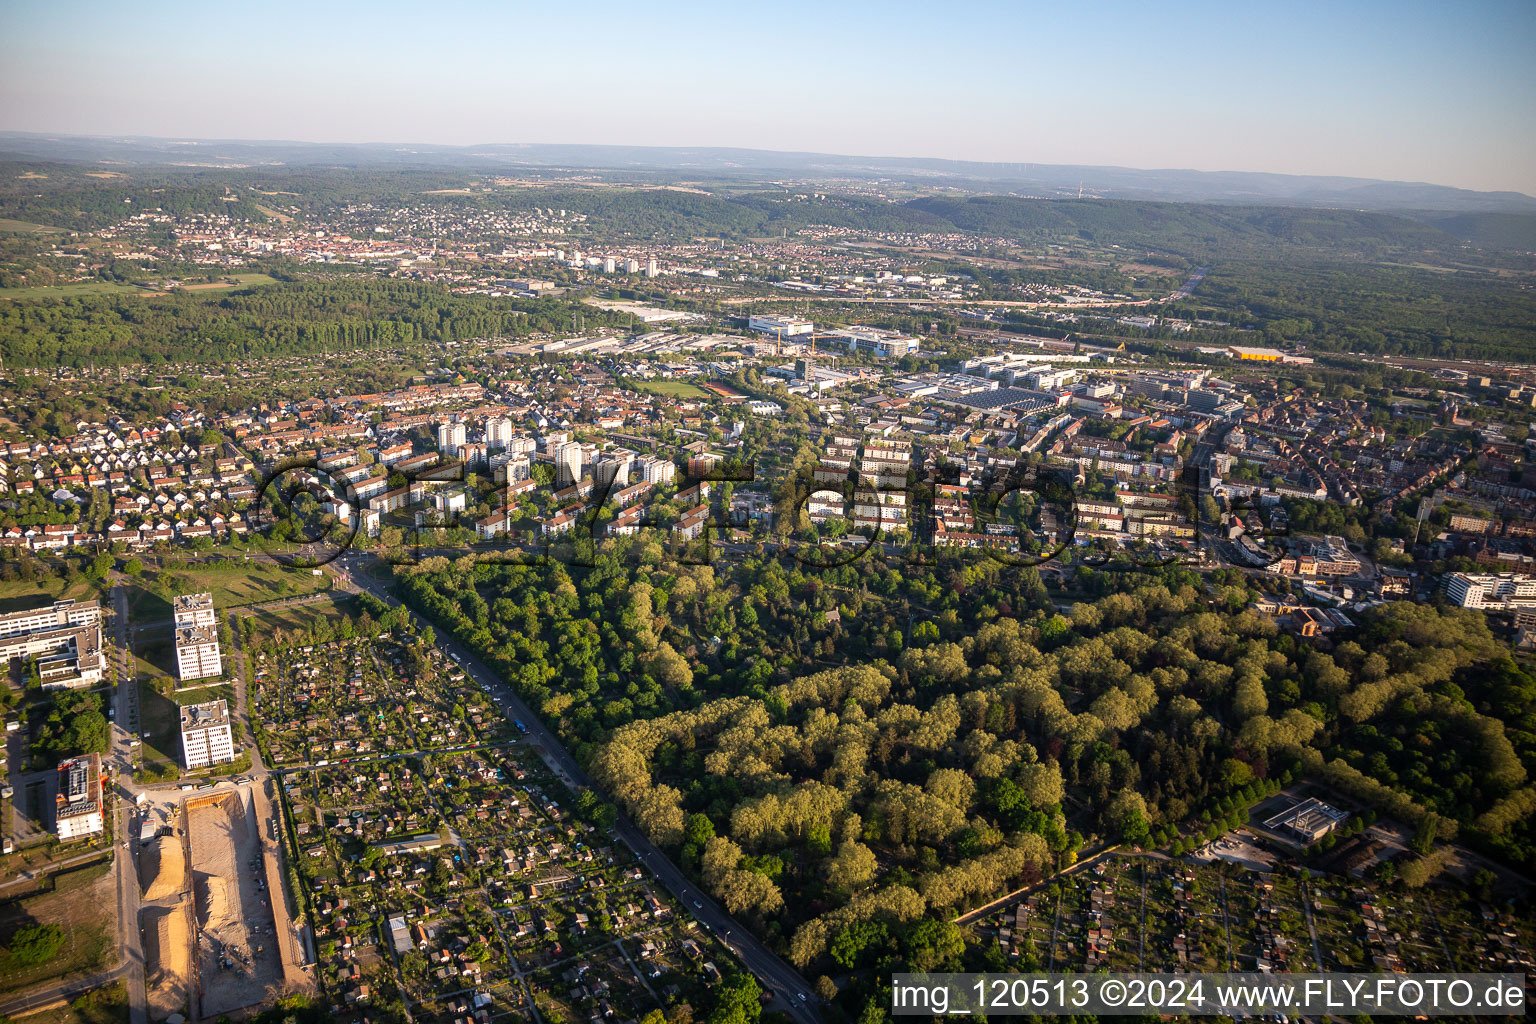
[3,0,1535,194]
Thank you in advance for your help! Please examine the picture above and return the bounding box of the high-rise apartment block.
[180,699,236,769]
[173,592,222,681]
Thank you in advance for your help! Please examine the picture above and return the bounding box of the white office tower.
[485,416,515,451]
[645,258,658,278]
[173,592,222,681]
[555,441,583,488]
[437,421,467,455]
[180,699,236,769]
[604,257,616,273]
[625,259,640,273]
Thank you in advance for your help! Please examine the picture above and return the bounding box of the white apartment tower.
[173,592,222,681]
[555,441,583,488]
[437,421,467,455]
[180,699,236,770]
[485,416,515,451]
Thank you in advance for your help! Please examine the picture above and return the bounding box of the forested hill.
[504,190,1466,256]
[903,196,1460,256]
[0,162,1498,255]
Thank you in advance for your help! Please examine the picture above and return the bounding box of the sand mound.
[142,836,186,901]
[198,875,234,927]
[143,903,191,986]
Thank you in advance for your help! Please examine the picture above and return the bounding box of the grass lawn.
[631,379,707,399]
[244,593,361,635]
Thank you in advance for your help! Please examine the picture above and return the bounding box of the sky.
[4,0,1535,195]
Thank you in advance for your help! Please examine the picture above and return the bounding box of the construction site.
[136,779,309,1021]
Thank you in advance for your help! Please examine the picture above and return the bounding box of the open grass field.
[0,280,147,300]
[0,218,64,235]
[176,273,277,291]
[126,562,331,625]
[137,678,184,778]
[0,272,276,301]
[631,379,708,398]
[244,592,361,635]
[0,575,101,615]
[0,858,116,995]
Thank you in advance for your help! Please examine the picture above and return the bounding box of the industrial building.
[748,314,815,338]
[54,753,105,840]
[180,699,237,769]
[826,327,921,359]
[1263,797,1349,843]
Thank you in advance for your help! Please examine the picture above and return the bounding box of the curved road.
[329,551,823,1022]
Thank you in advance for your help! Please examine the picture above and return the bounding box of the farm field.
[0,272,276,300]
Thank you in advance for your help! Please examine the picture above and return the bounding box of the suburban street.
[108,582,150,1024]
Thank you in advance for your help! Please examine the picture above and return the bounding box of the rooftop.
[180,698,230,731]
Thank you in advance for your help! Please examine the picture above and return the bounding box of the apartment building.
[173,592,222,681]
[0,599,105,690]
[180,699,236,769]
[1443,572,1536,610]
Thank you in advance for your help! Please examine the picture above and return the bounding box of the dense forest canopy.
[393,544,1536,973]
[0,280,624,367]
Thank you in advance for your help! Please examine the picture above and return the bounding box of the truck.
[513,720,528,734]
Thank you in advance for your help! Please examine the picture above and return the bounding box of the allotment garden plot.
[977,854,1535,979]
[253,635,514,768]
[244,616,741,1024]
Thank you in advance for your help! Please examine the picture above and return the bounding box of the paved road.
[108,582,150,1024]
[0,965,129,1020]
[330,551,822,1022]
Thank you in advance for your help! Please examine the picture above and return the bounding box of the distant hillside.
[0,160,1482,258]
[1408,212,1536,251]
[904,196,1456,256]
[2,131,1532,214]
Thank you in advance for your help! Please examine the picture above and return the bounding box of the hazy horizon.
[4,0,1534,195]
